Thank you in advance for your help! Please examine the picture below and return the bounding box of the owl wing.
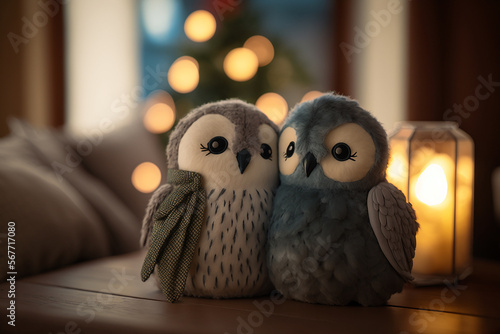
[367,182,419,281]
[140,183,173,247]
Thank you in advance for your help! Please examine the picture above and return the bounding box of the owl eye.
[279,127,299,175]
[321,123,375,182]
[200,136,228,155]
[284,142,295,160]
[331,142,357,161]
[260,143,272,160]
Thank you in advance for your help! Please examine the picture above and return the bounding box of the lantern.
[387,122,474,285]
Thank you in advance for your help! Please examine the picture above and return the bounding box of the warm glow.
[410,153,457,276]
[243,35,274,66]
[386,154,407,188]
[388,122,474,279]
[300,91,324,103]
[146,90,176,112]
[132,162,162,193]
[144,103,175,133]
[168,56,199,93]
[256,93,288,125]
[223,48,259,82]
[184,10,216,42]
[415,163,448,206]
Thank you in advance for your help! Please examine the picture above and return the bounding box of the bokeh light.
[244,35,274,66]
[131,162,162,193]
[168,56,199,93]
[141,0,179,44]
[256,92,288,125]
[184,10,216,42]
[223,48,259,82]
[146,90,176,111]
[300,90,324,103]
[144,102,175,133]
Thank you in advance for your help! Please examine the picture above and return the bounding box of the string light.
[184,10,216,42]
[244,35,274,66]
[223,48,259,82]
[168,56,199,93]
[144,102,175,133]
[256,92,288,125]
[131,162,162,193]
[300,91,324,103]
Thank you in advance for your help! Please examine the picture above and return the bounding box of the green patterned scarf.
[141,169,206,302]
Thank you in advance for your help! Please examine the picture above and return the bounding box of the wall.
[408,0,500,260]
[65,0,140,133]
[0,0,64,136]
[334,0,407,132]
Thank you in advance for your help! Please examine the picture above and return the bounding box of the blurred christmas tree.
[142,0,312,146]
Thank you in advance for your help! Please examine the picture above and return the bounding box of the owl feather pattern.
[185,187,274,297]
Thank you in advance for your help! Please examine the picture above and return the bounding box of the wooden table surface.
[1,250,500,334]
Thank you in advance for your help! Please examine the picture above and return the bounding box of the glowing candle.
[387,122,474,284]
[415,163,448,206]
[410,154,455,276]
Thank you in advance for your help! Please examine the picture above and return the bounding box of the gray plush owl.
[267,93,419,306]
[141,99,279,302]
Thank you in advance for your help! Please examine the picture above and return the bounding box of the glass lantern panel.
[454,131,474,277]
[387,133,412,196]
[408,125,457,276]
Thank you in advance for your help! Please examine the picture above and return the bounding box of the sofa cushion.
[70,117,168,221]
[9,119,141,254]
[0,135,111,281]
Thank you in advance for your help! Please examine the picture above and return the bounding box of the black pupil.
[208,136,228,154]
[332,142,351,161]
[286,142,295,157]
[260,144,272,159]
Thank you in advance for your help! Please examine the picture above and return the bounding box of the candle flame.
[415,163,448,206]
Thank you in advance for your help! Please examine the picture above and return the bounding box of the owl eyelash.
[200,143,211,156]
[201,136,229,156]
[283,141,295,161]
[281,151,357,161]
[332,142,357,162]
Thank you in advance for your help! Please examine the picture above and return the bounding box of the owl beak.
[236,149,251,174]
[303,152,317,177]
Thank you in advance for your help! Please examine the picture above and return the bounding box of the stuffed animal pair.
[140,93,418,306]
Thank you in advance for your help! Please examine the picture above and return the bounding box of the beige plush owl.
[141,99,279,302]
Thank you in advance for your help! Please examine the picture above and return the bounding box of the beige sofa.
[0,117,167,282]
